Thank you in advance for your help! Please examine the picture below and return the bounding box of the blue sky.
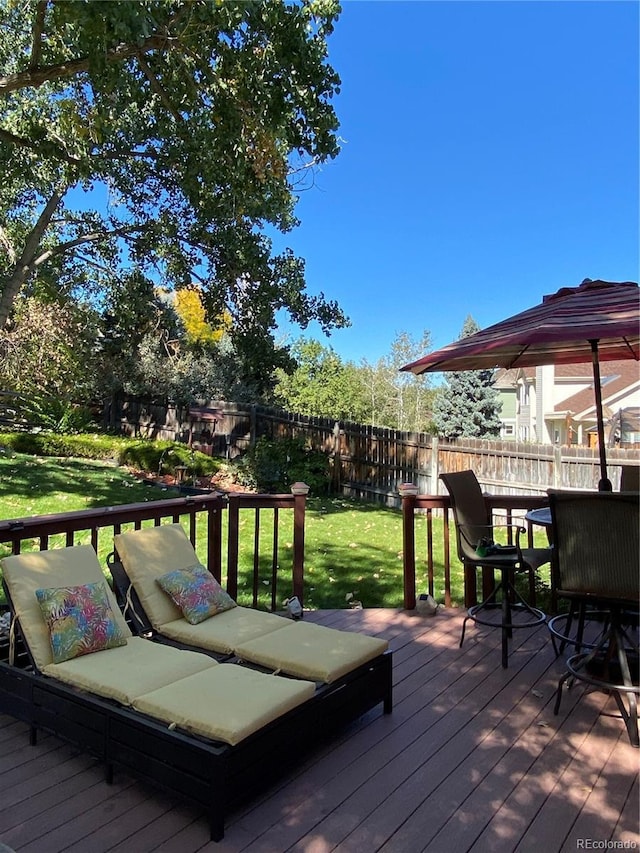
[272,0,639,364]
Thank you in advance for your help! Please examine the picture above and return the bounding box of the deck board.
[0,608,637,852]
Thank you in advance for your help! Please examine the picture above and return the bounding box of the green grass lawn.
[0,453,183,519]
[0,453,550,611]
[300,497,460,609]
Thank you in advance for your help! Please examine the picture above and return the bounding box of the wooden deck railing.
[399,484,550,610]
[1,480,548,612]
[0,485,309,609]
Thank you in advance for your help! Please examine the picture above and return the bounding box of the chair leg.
[460,581,501,649]
[613,622,639,747]
[558,600,577,656]
[460,571,545,670]
[554,670,572,715]
[502,588,510,669]
[555,612,640,747]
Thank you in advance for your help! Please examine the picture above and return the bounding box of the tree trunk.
[0,189,63,326]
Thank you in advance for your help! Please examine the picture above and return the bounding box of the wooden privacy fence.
[0,486,309,609]
[116,398,639,502]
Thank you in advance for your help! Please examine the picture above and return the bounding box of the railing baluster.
[253,509,260,608]
[426,508,434,599]
[208,505,223,583]
[271,508,279,612]
[227,497,240,600]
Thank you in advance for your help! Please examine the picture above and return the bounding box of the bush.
[119,439,219,478]
[0,431,126,460]
[20,395,98,434]
[0,432,221,479]
[232,436,330,493]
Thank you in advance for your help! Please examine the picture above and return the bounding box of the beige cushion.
[235,621,389,683]
[42,636,218,705]
[158,606,290,654]
[114,524,207,629]
[132,663,316,746]
[1,546,132,671]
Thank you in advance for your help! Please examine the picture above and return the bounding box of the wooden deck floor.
[1,608,638,853]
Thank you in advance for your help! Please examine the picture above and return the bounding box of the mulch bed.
[130,468,254,494]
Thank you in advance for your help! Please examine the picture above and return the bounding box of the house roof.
[493,359,640,420]
[558,359,640,418]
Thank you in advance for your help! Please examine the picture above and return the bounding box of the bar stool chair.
[440,471,550,669]
[549,490,640,747]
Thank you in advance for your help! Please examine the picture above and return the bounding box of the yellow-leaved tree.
[174,289,230,349]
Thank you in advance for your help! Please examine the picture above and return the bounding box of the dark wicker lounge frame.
[0,582,392,841]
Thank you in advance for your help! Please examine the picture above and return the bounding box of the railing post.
[399,482,419,610]
[431,435,439,495]
[290,482,309,607]
[226,495,240,600]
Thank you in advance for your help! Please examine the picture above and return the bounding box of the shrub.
[232,436,330,493]
[0,431,126,460]
[0,432,220,479]
[20,395,98,434]
[118,439,219,478]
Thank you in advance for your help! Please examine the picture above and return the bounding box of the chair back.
[620,465,640,493]
[548,490,640,602]
[440,470,491,562]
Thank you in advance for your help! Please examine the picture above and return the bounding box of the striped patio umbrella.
[401,279,640,490]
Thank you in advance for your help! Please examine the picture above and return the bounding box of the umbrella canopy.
[401,279,640,490]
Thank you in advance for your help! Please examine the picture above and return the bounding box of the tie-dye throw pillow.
[156,563,236,624]
[35,581,128,664]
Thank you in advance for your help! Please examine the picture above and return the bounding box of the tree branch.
[0,187,64,326]
[0,34,176,95]
[31,223,147,270]
[29,1,48,70]
[0,128,83,164]
[0,224,17,266]
[135,50,184,124]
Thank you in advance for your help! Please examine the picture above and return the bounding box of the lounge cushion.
[114,524,209,629]
[155,606,290,654]
[133,664,316,746]
[35,581,128,663]
[1,546,132,671]
[157,563,236,624]
[235,621,389,684]
[42,636,219,705]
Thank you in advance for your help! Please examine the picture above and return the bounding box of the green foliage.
[20,395,97,434]
[0,296,100,401]
[432,316,503,439]
[272,332,436,431]
[1,431,124,460]
[273,338,368,421]
[232,436,330,493]
[0,0,348,392]
[367,329,435,431]
[0,431,220,479]
[118,440,219,478]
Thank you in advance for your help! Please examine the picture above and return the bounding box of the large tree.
[0,0,347,384]
[432,316,503,439]
[273,338,368,421]
[273,332,436,431]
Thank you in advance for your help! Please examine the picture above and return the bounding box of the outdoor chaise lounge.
[110,523,391,685]
[0,544,392,841]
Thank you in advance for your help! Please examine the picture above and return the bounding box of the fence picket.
[116,397,639,501]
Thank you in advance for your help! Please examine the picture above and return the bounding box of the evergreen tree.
[432,316,502,439]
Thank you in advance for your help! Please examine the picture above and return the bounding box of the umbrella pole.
[590,339,613,491]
